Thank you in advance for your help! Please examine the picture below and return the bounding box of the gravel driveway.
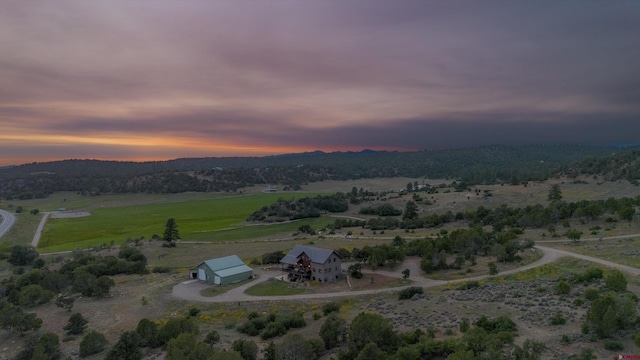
[171,243,640,303]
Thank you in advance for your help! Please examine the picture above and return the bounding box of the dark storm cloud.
[1,1,639,165]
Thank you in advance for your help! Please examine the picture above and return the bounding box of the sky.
[1,1,640,166]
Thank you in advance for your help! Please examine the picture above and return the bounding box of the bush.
[64,312,89,335]
[320,314,347,349]
[204,330,220,346]
[584,288,600,301]
[238,321,260,336]
[571,268,603,284]
[322,301,341,315]
[555,279,571,295]
[398,286,424,300]
[261,321,286,340]
[156,317,198,346]
[151,266,172,273]
[80,331,108,357]
[281,313,306,329]
[232,338,258,360]
[605,269,627,292]
[573,298,584,306]
[457,281,480,290]
[604,341,624,351]
[550,313,566,325]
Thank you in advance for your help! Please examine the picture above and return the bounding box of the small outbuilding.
[191,255,253,285]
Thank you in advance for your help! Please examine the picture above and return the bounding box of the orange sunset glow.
[1,1,639,166]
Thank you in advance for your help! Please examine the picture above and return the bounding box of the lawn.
[37,192,328,252]
[244,279,307,296]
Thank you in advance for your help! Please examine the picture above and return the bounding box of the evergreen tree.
[402,201,419,220]
[80,331,109,358]
[105,331,141,360]
[163,217,180,246]
[547,184,563,202]
[64,312,88,335]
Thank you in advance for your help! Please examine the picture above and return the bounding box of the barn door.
[214,276,221,285]
[198,268,206,280]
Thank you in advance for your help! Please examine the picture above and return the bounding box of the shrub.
[204,330,220,346]
[634,331,640,348]
[281,313,306,329]
[237,321,260,336]
[457,281,480,290]
[584,288,600,301]
[64,312,88,335]
[322,301,341,315]
[320,314,347,349]
[571,268,603,284]
[573,298,584,306]
[348,263,363,279]
[151,266,171,273]
[604,341,624,351]
[79,331,108,358]
[135,318,159,348]
[156,317,198,346]
[474,315,517,334]
[232,338,258,360]
[605,269,627,292]
[550,313,566,325]
[398,286,424,300]
[261,321,286,340]
[459,319,470,333]
[555,279,571,295]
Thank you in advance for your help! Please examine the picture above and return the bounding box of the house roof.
[280,245,339,265]
[204,255,251,274]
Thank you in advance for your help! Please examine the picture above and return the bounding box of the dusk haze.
[1,1,639,166]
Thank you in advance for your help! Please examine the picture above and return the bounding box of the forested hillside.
[0,145,635,199]
[565,149,640,184]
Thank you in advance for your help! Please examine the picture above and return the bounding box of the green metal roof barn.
[192,255,253,285]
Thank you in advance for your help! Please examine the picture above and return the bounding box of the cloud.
[1,1,639,165]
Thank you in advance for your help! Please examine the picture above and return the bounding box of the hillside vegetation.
[1,145,636,199]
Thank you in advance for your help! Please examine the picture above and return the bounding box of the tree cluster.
[246,194,349,222]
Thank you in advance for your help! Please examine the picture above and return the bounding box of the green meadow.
[38,192,329,252]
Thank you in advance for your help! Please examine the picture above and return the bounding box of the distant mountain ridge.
[0,145,637,198]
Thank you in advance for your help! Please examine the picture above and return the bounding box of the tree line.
[3,145,635,199]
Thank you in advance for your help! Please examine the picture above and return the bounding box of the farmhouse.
[280,245,342,283]
[191,255,253,285]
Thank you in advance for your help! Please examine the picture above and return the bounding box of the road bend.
[0,209,16,239]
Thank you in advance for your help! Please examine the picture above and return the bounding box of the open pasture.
[37,192,326,252]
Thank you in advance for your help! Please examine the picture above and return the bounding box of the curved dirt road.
[0,209,16,239]
[172,244,639,303]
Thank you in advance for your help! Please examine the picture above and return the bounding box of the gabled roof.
[280,245,340,265]
[202,255,246,271]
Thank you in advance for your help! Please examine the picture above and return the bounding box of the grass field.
[37,192,327,252]
[244,280,307,296]
[541,237,640,269]
[0,213,42,246]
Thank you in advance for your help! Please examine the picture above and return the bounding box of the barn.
[191,255,253,285]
